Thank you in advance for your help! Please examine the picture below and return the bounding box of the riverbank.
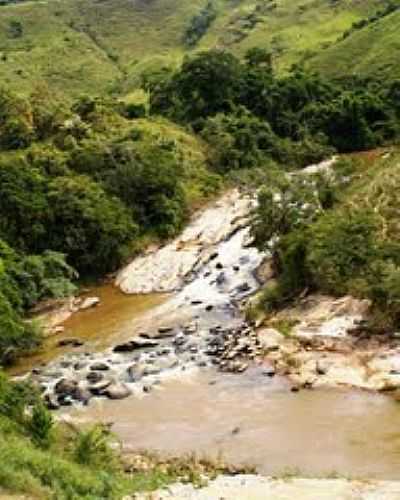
[133,475,400,500]
[258,294,400,393]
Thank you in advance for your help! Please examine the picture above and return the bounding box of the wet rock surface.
[259,294,400,392]
[33,317,265,407]
[25,190,267,408]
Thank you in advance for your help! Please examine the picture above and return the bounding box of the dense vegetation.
[252,151,400,330]
[0,86,220,363]
[151,49,399,162]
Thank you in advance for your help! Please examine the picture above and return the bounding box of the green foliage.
[0,88,34,150]
[201,108,278,172]
[0,372,37,423]
[0,292,40,365]
[0,425,123,499]
[27,402,54,449]
[151,50,242,121]
[340,1,400,41]
[253,151,400,329]
[151,51,399,167]
[245,47,273,69]
[0,0,398,97]
[69,138,187,238]
[251,170,327,249]
[73,425,119,471]
[47,175,137,274]
[183,1,217,48]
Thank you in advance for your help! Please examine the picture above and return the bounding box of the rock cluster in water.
[29,319,263,410]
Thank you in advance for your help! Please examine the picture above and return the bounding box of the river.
[15,187,400,481]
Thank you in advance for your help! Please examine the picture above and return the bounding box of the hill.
[0,0,397,98]
[308,8,400,80]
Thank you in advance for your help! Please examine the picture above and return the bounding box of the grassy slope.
[0,0,395,98]
[0,1,119,97]
[200,0,379,71]
[309,9,400,80]
[0,415,174,499]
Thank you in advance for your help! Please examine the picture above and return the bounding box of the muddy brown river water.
[68,367,400,480]
[9,285,167,376]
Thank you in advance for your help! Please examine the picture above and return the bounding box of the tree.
[46,175,137,274]
[245,47,273,70]
[0,88,34,150]
[151,50,243,121]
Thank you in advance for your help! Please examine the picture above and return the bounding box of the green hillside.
[309,9,400,80]
[0,0,397,98]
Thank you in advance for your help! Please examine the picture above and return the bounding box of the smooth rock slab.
[116,190,254,294]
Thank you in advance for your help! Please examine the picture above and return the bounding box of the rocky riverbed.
[23,189,268,409]
[19,181,400,408]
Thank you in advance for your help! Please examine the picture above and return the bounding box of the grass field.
[0,0,397,97]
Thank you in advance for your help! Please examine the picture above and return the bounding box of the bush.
[201,108,278,172]
[0,373,38,423]
[73,425,119,471]
[69,138,188,238]
[251,170,325,249]
[183,2,217,47]
[306,209,379,295]
[46,175,137,274]
[150,50,242,121]
[27,403,54,449]
[0,293,41,365]
[0,89,34,150]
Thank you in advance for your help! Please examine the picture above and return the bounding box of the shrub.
[183,2,217,47]
[0,373,38,423]
[0,293,41,365]
[0,89,34,150]
[46,175,137,274]
[201,108,278,172]
[27,403,54,449]
[306,209,379,295]
[73,425,119,471]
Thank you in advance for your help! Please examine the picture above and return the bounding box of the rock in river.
[90,362,110,371]
[104,382,132,400]
[54,378,78,397]
[80,297,100,310]
[57,338,84,348]
[113,337,159,353]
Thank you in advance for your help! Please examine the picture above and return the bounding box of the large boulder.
[258,328,284,351]
[104,382,132,400]
[54,378,78,397]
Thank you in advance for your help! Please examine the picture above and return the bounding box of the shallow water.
[9,285,166,375]
[70,367,400,480]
